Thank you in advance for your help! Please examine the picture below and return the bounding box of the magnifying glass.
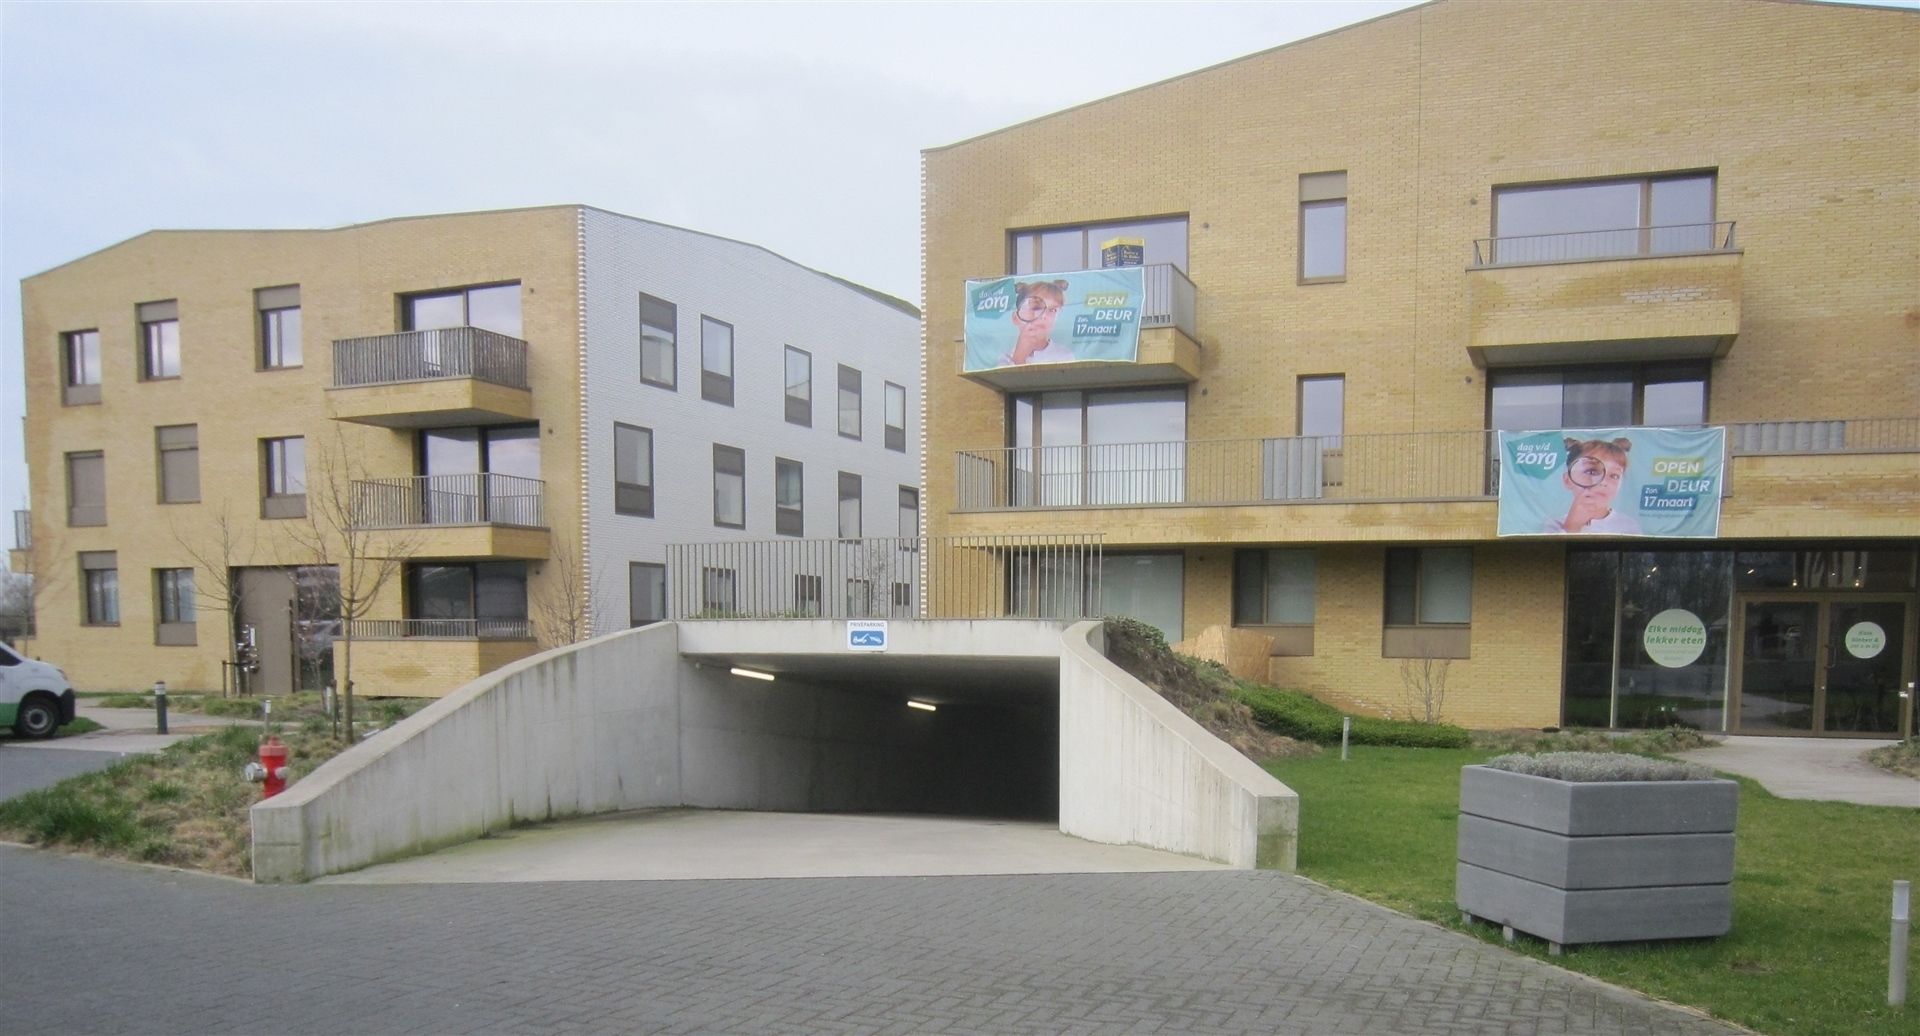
[1568,457,1610,488]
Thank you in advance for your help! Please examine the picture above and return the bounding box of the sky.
[1,0,1907,551]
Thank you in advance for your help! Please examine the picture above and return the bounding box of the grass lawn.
[1265,746,1919,1036]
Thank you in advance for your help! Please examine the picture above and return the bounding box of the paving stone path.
[0,845,1744,1035]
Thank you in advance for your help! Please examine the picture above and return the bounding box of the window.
[405,562,529,636]
[66,451,106,527]
[1100,553,1185,643]
[837,365,861,439]
[846,578,874,617]
[713,445,745,529]
[62,330,100,405]
[156,568,196,645]
[794,574,823,616]
[884,382,907,452]
[614,423,654,517]
[701,567,737,614]
[1011,216,1189,274]
[1008,386,1187,506]
[157,425,199,504]
[892,581,914,618]
[700,316,733,405]
[262,436,307,519]
[413,424,540,524]
[1491,173,1716,263]
[139,300,181,379]
[403,282,522,337]
[80,552,118,626]
[639,294,677,389]
[1299,172,1347,282]
[1385,548,1473,625]
[775,458,804,537]
[1489,363,1707,430]
[1233,549,1316,657]
[257,285,302,369]
[784,346,811,426]
[629,562,666,627]
[898,486,919,538]
[1298,376,1344,442]
[838,472,861,538]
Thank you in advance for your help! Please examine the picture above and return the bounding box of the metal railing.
[1472,222,1737,267]
[347,618,533,640]
[954,417,1920,511]
[665,534,1104,620]
[11,510,28,551]
[331,327,530,389]
[350,473,545,529]
[1138,263,1198,340]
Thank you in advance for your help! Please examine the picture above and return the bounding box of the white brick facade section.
[580,208,922,631]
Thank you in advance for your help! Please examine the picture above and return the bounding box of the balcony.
[337,621,538,698]
[949,417,1920,542]
[962,263,1202,393]
[1467,223,1741,368]
[327,327,535,428]
[9,510,28,572]
[348,473,550,560]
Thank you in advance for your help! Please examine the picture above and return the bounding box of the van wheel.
[13,695,61,739]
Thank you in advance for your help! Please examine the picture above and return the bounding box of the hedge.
[1234,683,1471,749]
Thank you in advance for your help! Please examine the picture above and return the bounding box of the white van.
[0,642,76,739]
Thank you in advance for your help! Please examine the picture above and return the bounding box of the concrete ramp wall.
[1058,621,1299,870]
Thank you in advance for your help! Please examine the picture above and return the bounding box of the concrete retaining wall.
[1057,621,1299,870]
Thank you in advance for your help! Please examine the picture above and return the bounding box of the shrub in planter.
[1457,751,1736,953]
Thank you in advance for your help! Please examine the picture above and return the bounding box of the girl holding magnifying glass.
[1544,437,1642,534]
[1000,280,1077,366]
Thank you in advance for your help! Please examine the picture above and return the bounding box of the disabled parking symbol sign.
[847,620,888,652]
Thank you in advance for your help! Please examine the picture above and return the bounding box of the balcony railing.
[350,473,545,529]
[1137,263,1198,340]
[665,534,1105,620]
[954,417,1920,511]
[346,619,533,640]
[332,327,530,389]
[12,510,28,551]
[1472,222,1737,267]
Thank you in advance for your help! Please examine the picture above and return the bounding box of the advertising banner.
[1496,426,1725,538]
[963,267,1144,373]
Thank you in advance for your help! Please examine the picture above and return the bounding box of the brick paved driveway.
[0,844,1741,1036]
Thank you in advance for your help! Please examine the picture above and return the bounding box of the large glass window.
[784,346,811,426]
[713,445,745,529]
[884,382,907,452]
[139,300,180,380]
[775,458,803,537]
[1011,216,1188,274]
[1234,550,1316,625]
[1299,172,1347,282]
[262,436,307,519]
[838,365,862,439]
[157,425,199,504]
[257,285,302,369]
[1492,173,1716,262]
[80,552,118,626]
[406,562,528,636]
[838,472,861,539]
[614,423,653,518]
[898,486,919,538]
[1009,386,1187,505]
[62,329,100,404]
[1562,549,1732,731]
[629,562,666,627]
[403,283,522,338]
[1102,553,1185,643]
[1385,548,1472,626]
[156,568,196,625]
[639,294,677,389]
[1298,375,1344,443]
[701,316,733,406]
[1489,364,1707,430]
[415,424,540,524]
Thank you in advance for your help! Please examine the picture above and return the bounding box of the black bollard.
[154,680,169,735]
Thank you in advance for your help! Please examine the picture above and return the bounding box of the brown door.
[236,568,296,697]
[1735,596,1914,737]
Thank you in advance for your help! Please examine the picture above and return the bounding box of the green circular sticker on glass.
[1644,609,1707,668]
[1844,622,1886,660]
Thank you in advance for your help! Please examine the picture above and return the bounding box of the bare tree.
[282,431,419,741]
[171,502,255,696]
[7,521,65,656]
[1399,652,1453,724]
[530,528,607,648]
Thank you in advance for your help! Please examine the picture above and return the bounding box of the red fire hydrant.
[243,735,291,798]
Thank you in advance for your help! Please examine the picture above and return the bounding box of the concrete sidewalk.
[1674,735,1916,807]
[8,701,262,755]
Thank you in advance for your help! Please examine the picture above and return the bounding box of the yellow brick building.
[921,0,1919,736]
[15,206,921,699]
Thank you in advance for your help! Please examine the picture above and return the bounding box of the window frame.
[1489,170,1718,263]
[629,562,666,627]
[784,346,812,427]
[62,329,101,405]
[639,293,678,390]
[701,566,738,614]
[837,365,862,440]
[1298,172,1348,284]
[155,568,197,645]
[774,457,804,538]
[700,315,734,406]
[256,285,303,370]
[80,552,118,627]
[1232,549,1317,657]
[1384,547,1474,627]
[399,281,524,338]
[261,436,308,519]
[139,300,182,381]
[1007,215,1191,274]
[793,574,824,617]
[837,471,861,539]
[898,486,919,539]
[156,425,200,505]
[712,444,746,530]
[1485,361,1710,430]
[884,381,907,452]
[65,450,107,527]
[613,422,655,518]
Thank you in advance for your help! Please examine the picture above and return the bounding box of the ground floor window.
[1101,553,1184,643]
[405,562,528,637]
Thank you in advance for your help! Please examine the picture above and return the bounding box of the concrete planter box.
[1456,765,1737,952]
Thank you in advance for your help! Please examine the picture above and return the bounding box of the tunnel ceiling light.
[906,700,937,712]
[730,667,776,682]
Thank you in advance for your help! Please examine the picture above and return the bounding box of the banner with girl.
[1496,426,1726,538]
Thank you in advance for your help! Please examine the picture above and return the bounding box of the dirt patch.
[1102,618,1313,764]
[1866,737,1920,780]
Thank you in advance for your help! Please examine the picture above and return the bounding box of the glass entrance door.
[1736,597,1913,736]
